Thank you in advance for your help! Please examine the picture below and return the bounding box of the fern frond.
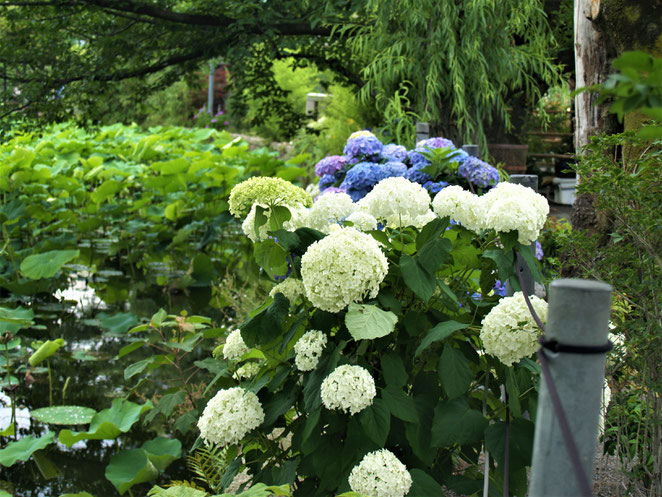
[186,445,229,491]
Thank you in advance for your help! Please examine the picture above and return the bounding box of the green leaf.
[417,238,452,274]
[253,240,289,281]
[105,448,160,495]
[33,449,62,479]
[399,254,436,302]
[431,399,487,447]
[116,340,147,359]
[415,321,468,357]
[416,217,450,250]
[240,294,289,347]
[358,398,391,446]
[483,249,515,283]
[499,231,519,252]
[90,179,122,203]
[0,422,15,436]
[381,386,418,423]
[59,398,152,447]
[147,486,208,497]
[0,432,55,467]
[269,205,292,231]
[142,437,182,471]
[345,303,398,340]
[145,391,186,423]
[100,312,139,335]
[485,418,535,471]
[124,357,156,380]
[517,245,543,284]
[29,338,65,366]
[60,493,96,497]
[20,249,80,279]
[381,352,408,388]
[409,468,445,497]
[263,389,297,428]
[30,405,96,425]
[439,346,473,399]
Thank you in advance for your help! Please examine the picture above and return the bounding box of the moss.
[599,0,662,55]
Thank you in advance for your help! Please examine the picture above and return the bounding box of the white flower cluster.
[306,192,357,233]
[481,182,549,244]
[293,330,328,371]
[358,177,433,228]
[197,387,264,446]
[269,278,305,305]
[232,362,260,380]
[480,292,548,366]
[223,329,248,361]
[301,227,388,313]
[345,211,378,231]
[431,185,484,232]
[348,130,376,139]
[320,364,376,415]
[348,449,413,497]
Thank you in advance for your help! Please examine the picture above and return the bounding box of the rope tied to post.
[514,260,612,497]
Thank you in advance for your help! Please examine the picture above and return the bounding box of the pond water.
[1,263,230,496]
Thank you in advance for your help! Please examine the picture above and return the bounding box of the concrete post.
[506,174,539,297]
[207,61,215,114]
[415,122,430,143]
[461,144,480,158]
[529,279,612,497]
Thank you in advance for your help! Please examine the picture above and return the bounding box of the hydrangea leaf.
[59,399,152,447]
[20,249,80,279]
[414,321,467,357]
[431,398,487,447]
[30,405,97,425]
[409,469,444,497]
[399,254,436,303]
[0,432,55,467]
[381,385,418,423]
[358,398,391,447]
[240,294,289,347]
[438,346,473,399]
[345,303,397,341]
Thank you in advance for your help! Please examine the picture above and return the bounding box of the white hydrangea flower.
[241,203,308,242]
[320,364,376,415]
[301,227,388,313]
[402,209,437,229]
[306,192,357,233]
[294,330,328,371]
[223,329,248,361]
[348,130,376,139]
[481,182,549,244]
[306,182,321,201]
[345,211,378,231]
[197,387,265,446]
[348,449,413,497]
[232,362,260,380]
[480,292,548,366]
[357,177,431,228]
[269,278,305,305]
[431,185,485,232]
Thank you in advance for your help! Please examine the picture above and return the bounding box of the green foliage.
[0,432,56,467]
[349,0,562,148]
[562,129,662,493]
[30,406,97,425]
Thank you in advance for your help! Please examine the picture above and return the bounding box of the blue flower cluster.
[343,136,384,159]
[423,181,449,194]
[418,137,455,149]
[319,174,336,191]
[381,144,408,162]
[382,161,407,178]
[315,155,347,177]
[340,162,386,201]
[457,157,501,188]
[406,164,431,184]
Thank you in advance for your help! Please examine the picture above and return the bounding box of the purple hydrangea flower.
[381,143,408,162]
[317,186,347,199]
[493,280,507,297]
[381,161,407,178]
[457,157,501,188]
[343,136,384,159]
[535,240,544,261]
[315,155,347,177]
[423,181,449,193]
[406,164,432,184]
[418,137,456,149]
[319,174,336,191]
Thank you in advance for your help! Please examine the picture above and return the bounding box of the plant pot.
[487,144,529,174]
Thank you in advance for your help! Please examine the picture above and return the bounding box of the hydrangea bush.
[191,135,551,496]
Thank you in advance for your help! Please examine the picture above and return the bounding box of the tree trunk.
[572,0,609,231]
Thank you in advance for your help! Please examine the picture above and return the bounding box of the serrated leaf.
[381,352,408,387]
[358,398,391,446]
[415,321,468,357]
[409,468,445,497]
[400,254,436,302]
[382,385,418,422]
[431,398,487,447]
[345,303,398,340]
[439,346,473,399]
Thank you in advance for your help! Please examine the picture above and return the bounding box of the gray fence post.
[415,122,430,143]
[461,144,480,158]
[207,61,215,114]
[506,174,539,297]
[529,279,612,497]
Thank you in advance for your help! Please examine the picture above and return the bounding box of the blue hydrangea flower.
[315,155,347,177]
[423,181,449,193]
[407,148,431,168]
[345,187,371,202]
[457,157,501,188]
[406,164,431,184]
[319,174,336,191]
[493,280,507,297]
[535,240,544,261]
[381,144,408,162]
[343,136,384,159]
[450,149,470,164]
[317,186,347,199]
[340,162,385,191]
[381,161,407,178]
[417,137,456,149]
